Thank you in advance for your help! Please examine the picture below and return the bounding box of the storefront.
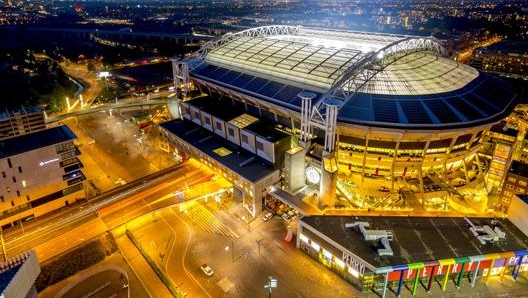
[297,215,528,297]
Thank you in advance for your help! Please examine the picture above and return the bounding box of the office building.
[0,125,84,230]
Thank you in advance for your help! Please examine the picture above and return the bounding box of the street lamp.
[225,239,234,263]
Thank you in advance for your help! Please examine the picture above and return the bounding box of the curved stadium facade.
[170,25,517,202]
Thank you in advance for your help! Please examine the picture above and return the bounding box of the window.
[12,176,16,183]
[18,166,22,173]
[0,196,3,202]
[508,177,517,183]
[228,127,235,137]
[194,111,200,119]
[205,117,211,125]
[215,122,222,130]
[7,158,11,168]
[520,181,527,187]
[16,190,20,197]
[242,134,248,144]
[1,171,5,178]
[256,141,264,150]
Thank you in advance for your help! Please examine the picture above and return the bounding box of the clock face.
[306,166,321,184]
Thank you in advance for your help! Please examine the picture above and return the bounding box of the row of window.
[338,143,471,156]
[1,166,22,178]
[0,192,31,205]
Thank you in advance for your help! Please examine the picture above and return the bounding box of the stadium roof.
[186,26,517,129]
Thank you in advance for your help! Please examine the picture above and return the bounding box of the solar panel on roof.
[194,65,219,77]
[275,85,302,103]
[259,81,285,98]
[289,97,303,106]
[372,98,399,123]
[218,71,241,84]
[229,73,254,87]
[471,75,515,111]
[244,77,268,92]
[449,98,485,120]
[424,99,461,123]
[462,93,496,116]
[399,101,432,124]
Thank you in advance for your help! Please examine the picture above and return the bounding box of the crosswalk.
[183,202,239,238]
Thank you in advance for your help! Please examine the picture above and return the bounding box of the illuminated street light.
[225,238,234,263]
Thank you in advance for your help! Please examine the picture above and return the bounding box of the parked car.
[262,212,273,222]
[378,185,390,192]
[200,264,214,276]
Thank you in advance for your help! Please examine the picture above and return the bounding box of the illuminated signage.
[343,252,365,277]
[39,158,59,166]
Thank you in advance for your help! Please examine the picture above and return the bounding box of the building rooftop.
[301,215,528,271]
[159,119,278,183]
[0,264,22,294]
[509,160,528,178]
[516,194,528,205]
[475,41,528,56]
[186,96,245,122]
[0,250,39,296]
[491,123,519,138]
[245,120,290,143]
[0,106,43,121]
[0,125,76,159]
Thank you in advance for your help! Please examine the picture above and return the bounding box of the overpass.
[27,27,215,43]
[45,99,169,124]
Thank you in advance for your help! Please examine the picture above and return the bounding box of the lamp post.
[225,239,234,263]
[122,272,130,298]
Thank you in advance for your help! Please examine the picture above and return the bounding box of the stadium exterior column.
[381,273,389,298]
[512,264,520,280]
[427,265,436,292]
[499,261,507,281]
[396,270,404,297]
[442,264,451,290]
[412,269,420,295]
[471,261,480,287]
[456,262,466,288]
[485,259,495,283]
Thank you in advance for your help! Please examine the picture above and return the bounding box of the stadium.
[163,25,518,214]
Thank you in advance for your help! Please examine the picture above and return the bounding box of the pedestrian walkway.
[114,235,174,298]
[183,201,239,238]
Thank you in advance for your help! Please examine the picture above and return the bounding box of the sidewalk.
[113,233,174,298]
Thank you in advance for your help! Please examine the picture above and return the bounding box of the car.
[261,212,273,222]
[378,185,390,192]
[282,213,292,221]
[200,264,214,276]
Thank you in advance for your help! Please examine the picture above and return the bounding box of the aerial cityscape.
[0,0,528,298]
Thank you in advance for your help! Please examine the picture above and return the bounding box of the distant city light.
[98,71,111,78]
